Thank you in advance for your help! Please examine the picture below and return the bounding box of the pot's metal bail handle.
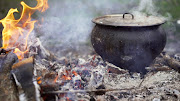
[123,13,134,19]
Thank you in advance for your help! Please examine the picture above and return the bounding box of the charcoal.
[0,52,19,101]
[109,95,117,101]
[29,38,59,62]
[40,72,59,101]
[95,84,106,95]
[107,63,127,74]
[11,57,42,101]
[90,96,96,101]
[40,72,59,92]
[0,48,7,54]
[0,52,18,73]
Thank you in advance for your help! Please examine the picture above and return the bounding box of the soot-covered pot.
[91,13,166,74]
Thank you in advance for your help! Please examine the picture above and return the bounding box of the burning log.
[11,57,42,101]
[0,52,19,101]
[38,72,60,101]
[28,38,60,62]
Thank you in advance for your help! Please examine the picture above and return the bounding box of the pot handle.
[123,13,134,19]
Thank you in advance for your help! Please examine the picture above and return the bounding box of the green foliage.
[156,0,180,20]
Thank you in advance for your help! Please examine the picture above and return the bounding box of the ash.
[30,39,180,101]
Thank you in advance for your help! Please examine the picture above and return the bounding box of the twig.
[43,88,135,94]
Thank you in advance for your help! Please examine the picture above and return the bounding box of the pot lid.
[92,13,166,27]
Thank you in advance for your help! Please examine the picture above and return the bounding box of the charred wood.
[163,54,180,73]
[0,52,19,101]
[12,57,42,101]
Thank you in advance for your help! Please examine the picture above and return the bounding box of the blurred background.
[0,0,180,56]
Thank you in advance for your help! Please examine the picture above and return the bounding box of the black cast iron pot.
[91,13,166,74]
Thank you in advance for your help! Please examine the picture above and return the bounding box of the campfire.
[0,0,48,60]
[0,0,180,101]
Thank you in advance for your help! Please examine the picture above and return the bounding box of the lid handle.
[123,13,134,19]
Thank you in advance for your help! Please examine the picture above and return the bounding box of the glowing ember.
[72,71,78,76]
[61,75,72,81]
[66,97,70,101]
[54,74,59,83]
[0,0,49,60]
[37,76,42,84]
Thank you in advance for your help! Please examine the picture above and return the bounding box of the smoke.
[131,0,172,21]
[35,0,178,56]
[132,0,180,53]
[37,0,138,56]
[134,0,158,15]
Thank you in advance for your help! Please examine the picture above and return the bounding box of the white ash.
[174,53,180,61]
[33,68,41,101]
[72,74,81,83]
[34,51,179,100]
[153,98,161,101]
[12,73,27,101]
[78,58,86,65]
[28,39,180,100]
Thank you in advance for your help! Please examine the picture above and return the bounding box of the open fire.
[0,0,180,101]
[0,0,48,60]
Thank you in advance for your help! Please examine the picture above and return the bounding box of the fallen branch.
[163,54,180,73]
[43,88,135,94]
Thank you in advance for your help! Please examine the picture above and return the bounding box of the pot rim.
[92,14,166,27]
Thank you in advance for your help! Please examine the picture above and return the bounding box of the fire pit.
[0,0,180,101]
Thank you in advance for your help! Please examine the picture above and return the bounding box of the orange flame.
[0,0,48,60]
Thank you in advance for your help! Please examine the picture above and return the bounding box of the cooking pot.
[91,13,166,74]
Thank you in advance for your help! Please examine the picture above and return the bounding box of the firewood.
[28,38,62,62]
[0,52,19,101]
[12,57,42,101]
[163,54,180,73]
